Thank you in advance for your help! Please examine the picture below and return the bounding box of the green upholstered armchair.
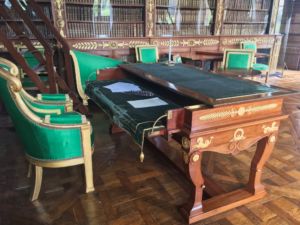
[240,41,270,83]
[0,67,94,201]
[70,50,123,105]
[222,49,255,70]
[135,45,159,63]
[0,57,73,116]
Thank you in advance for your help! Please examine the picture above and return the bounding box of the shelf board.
[156,5,215,10]
[224,21,268,24]
[1,19,52,23]
[67,20,144,24]
[225,8,270,12]
[65,2,145,7]
[156,22,214,25]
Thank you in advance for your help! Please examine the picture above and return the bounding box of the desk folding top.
[121,63,292,106]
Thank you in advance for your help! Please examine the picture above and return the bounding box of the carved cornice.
[152,38,219,47]
[72,40,149,50]
[54,0,66,37]
[221,37,274,46]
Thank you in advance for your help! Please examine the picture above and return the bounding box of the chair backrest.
[223,49,255,70]
[70,50,123,103]
[0,67,85,161]
[240,41,257,53]
[135,45,159,63]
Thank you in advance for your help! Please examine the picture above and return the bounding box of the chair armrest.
[37,93,70,102]
[45,112,86,125]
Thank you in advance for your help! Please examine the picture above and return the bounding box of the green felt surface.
[86,79,180,145]
[130,63,283,104]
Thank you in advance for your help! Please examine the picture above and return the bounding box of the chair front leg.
[84,155,95,193]
[31,166,43,201]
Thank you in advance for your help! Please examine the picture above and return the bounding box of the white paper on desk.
[128,97,168,109]
[104,82,141,93]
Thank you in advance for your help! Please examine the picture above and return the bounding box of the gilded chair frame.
[222,49,255,70]
[0,68,94,201]
[135,45,159,63]
[69,50,89,105]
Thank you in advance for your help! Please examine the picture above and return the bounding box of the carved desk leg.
[247,133,277,194]
[181,149,205,222]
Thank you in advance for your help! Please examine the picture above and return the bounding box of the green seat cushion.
[253,63,269,71]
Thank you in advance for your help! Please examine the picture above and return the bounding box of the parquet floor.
[0,71,300,225]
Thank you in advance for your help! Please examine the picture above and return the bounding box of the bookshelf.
[155,0,216,36]
[0,0,53,39]
[221,0,273,35]
[64,0,145,38]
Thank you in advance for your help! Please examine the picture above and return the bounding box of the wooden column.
[145,0,155,38]
[268,0,280,35]
[52,0,68,38]
[269,35,283,73]
[214,0,225,35]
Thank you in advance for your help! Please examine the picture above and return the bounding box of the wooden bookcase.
[285,1,300,70]
[155,0,216,36]
[64,0,145,38]
[0,0,282,72]
[221,0,273,35]
[0,0,53,39]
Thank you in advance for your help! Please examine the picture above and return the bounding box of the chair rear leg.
[27,163,32,178]
[31,166,43,201]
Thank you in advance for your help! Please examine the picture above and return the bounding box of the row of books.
[67,22,144,38]
[66,6,143,21]
[3,5,52,20]
[156,0,216,8]
[156,8,214,24]
[156,24,212,36]
[224,0,272,10]
[221,24,267,35]
[65,0,145,5]
[224,10,269,23]
[0,24,53,39]
[290,24,300,35]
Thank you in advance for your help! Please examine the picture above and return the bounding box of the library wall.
[285,1,300,70]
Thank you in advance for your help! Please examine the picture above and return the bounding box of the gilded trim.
[72,40,149,50]
[199,103,278,121]
[193,137,214,150]
[262,122,279,134]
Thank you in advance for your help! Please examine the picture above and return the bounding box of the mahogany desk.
[87,64,294,224]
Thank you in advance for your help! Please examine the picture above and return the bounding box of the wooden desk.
[216,68,262,79]
[196,50,269,59]
[89,63,294,224]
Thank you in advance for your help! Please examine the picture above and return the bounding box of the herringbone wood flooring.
[0,71,300,225]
